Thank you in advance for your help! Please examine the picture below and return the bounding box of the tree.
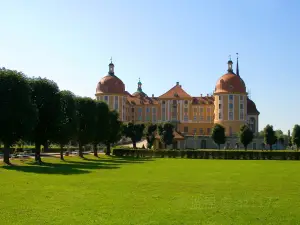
[145,123,157,149]
[92,101,109,157]
[211,124,226,150]
[0,68,37,164]
[158,123,174,147]
[75,97,97,157]
[263,124,277,150]
[29,78,61,163]
[103,110,122,155]
[292,125,300,150]
[239,124,254,150]
[123,123,145,149]
[288,129,293,147]
[55,90,77,160]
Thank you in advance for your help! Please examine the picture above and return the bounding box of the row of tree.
[211,123,300,150]
[0,68,122,164]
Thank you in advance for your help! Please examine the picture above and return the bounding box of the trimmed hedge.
[113,149,300,160]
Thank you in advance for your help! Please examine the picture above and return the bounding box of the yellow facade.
[95,59,260,136]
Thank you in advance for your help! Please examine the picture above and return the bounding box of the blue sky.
[0,0,299,133]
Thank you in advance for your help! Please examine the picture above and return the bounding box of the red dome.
[96,75,125,94]
[215,73,246,94]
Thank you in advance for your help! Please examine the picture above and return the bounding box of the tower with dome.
[95,56,261,149]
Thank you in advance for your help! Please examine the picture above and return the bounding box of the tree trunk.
[133,141,136,149]
[245,145,247,151]
[43,141,49,152]
[3,143,10,164]
[35,143,42,164]
[270,144,273,151]
[106,143,111,155]
[78,143,83,158]
[93,143,98,157]
[60,145,64,160]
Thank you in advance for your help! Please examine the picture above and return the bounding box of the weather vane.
[110,57,112,63]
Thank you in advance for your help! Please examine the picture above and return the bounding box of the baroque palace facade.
[95,57,260,147]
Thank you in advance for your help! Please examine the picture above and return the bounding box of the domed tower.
[95,58,127,121]
[132,78,147,98]
[214,55,247,136]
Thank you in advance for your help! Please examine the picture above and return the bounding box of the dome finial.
[108,57,114,75]
[227,55,233,73]
[137,77,142,91]
[110,56,113,64]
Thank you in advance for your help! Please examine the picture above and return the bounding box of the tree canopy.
[0,68,37,164]
[292,124,300,150]
[145,123,157,149]
[104,110,122,155]
[123,123,145,149]
[211,124,226,149]
[158,123,174,146]
[263,124,277,150]
[239,124,254,150]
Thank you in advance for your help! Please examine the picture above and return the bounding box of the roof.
[159,83,192,99]
[214,72,246,94]
[247,98,260,115]
[192,96,214,105]
[96,75,125,94]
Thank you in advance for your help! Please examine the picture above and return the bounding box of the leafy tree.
[288,129,293,147]
[145,123,157,149]
[263,124,277,150]
[158,123,174,147]
[103,110,122,155]
[92,101,109,157]
[211,124,226,150]
[75,97,97,157]
[292,125,300,150]
[239,124,254,150]
[123,123,145,149]
[29,78,62,163]
[0,68,37,164]
[55,90,77,160]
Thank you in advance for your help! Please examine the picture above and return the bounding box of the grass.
[1,156,300,224]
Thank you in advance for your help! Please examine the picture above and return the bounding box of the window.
[146,107,150,113]
[207,108,211,113]
[184,100,188,105]
[104,96,108,102]
[114,96,119,110]
[240,104,244,109]
[229,95,233,101]
[184,127,188,133]
[200,116,204,121]
[131,108,134,112]
[229,112,233,120]
[184,115,188,122]
[146,115,150,121]
[152,107,156,114]
[193,108,197,113]
[219,96,222,101]
[207,116,211,121]
[207,128,211,135]
[219,112,222,120]
[184,108,188,113]
[240,111,244,120]
[162,101,165,105]
[229,103,233,109]
[200,108,204,113]
[240,95,244,101]
[138,108,142,113]
[199,128,203,135]
[219,104,222,109]
[193,128,197,134]
[193,116,197,121]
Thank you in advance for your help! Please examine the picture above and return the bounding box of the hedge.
[113,149,300,160]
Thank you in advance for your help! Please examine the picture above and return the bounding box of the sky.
[0,0,299,133]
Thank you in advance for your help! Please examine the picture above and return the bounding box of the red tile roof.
[159,84,192,99]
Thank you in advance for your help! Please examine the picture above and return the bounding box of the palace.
[95,57,259,142]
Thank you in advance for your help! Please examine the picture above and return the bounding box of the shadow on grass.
[1,156,154,175]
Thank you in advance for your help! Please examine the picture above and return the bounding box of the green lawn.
[1,156,300,225]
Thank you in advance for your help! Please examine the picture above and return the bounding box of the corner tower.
[213,56,247,136]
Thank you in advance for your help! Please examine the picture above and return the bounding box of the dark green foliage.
[158,123,174,146]
[123,123,145,149]
[263,125,277,150]
[74,97,97,157]
[292,125,300,150]
[239,124,254,150]
[92,101,110,156]
[145,123,157,149]
[55,90,77,160]
[0,68,37,163]
[211,124,226,149]
[288,130,293,147]
[113,149,300,160]
[104,110,122,155]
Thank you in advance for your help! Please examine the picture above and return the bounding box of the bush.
[112,149,300,160]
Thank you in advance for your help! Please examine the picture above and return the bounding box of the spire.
[236,53,240,77]
[137,77,142,92]
[227,55,233,73]
[108,57,114,75]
